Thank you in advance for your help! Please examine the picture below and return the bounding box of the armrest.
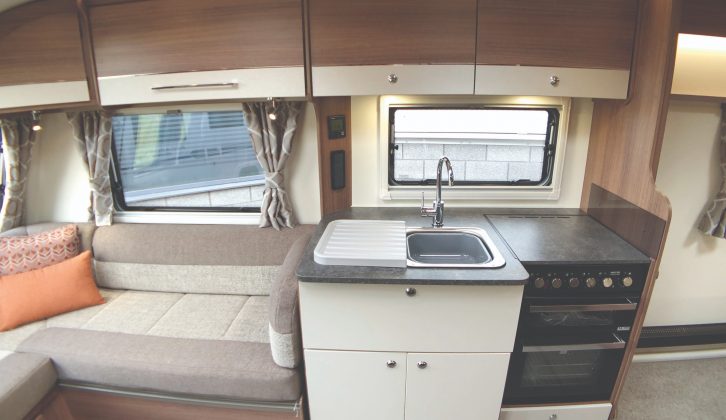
[268,233,311,368]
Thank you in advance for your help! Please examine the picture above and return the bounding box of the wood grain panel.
[477,0,637,70]
[90,0,304,77]
[314,97,351,216]
[681,0,726,38]
[579,1,679,418]
[57,387,301,420]
[0,0,88,87]
[309,0,476,66]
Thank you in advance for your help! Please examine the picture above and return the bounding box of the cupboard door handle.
[386,360,397,368]
[549,75,560,87]
[549,415,558,420]
[417,361,428,369]
[387,73,398,84]
[151,82,239,91]
[405,287,416,297]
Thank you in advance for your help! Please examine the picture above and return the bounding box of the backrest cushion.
[0,251,105,331]
[92,224,316,295]
[0,224,80,275]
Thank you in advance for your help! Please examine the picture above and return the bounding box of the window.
[389,107,558,187]
[111,109,264,211]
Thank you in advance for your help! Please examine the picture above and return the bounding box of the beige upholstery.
[0,222,96,252]
[0,352,57,420]
[92,223,315,266]
[19,328,301,402]
[0,289,269,352]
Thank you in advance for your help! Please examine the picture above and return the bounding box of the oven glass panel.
[528,311,615,328]
[521,350,602,388]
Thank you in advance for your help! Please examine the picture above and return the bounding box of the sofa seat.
[17,328,300,402]
[0,288,269,352]
[0,352,57,420]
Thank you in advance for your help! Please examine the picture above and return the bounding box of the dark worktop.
[296,208,530,285]
[487,214,651,265]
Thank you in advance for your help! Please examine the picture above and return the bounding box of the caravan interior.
[0,1,725,419]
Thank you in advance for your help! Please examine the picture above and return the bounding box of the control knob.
[585,277,597,288]
[568,277,580,288]
[602,277,614,288]
[533,277,546,289]
[622,276,634,288]
[551,277,563,289]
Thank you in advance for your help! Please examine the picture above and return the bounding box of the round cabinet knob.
[549,414,558,420]
[549,75,560,86]
[533,277,546,289]
[405,287,417,297]
[551,277,563,289]
[417,361,428,369]
[602,277,614,288]
[387,73,399,84]
[568,277,581,288]
[386,360,397,368]
[585,277,597,288]
[622,276,634,287]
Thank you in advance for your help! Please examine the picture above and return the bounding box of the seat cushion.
[0,289,269,352]
[17,328,300,402]
[0,352,57,420]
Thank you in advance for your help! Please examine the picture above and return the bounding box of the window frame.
[376,96,572,202]
[108,105,263,214]
[387,105,559,187]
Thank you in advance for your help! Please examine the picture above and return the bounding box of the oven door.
[503,333,627,404]
[520,297,638,336]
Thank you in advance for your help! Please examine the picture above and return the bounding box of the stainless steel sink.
[406,227,506,268]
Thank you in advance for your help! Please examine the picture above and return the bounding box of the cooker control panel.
[524,263,649,297]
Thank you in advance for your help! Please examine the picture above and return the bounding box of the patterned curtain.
[698,104,726,238]
[242,101,304,230]
[0,117,38,232]
[67,111,114,226]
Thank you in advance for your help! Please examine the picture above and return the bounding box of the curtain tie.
[265,172,284,189]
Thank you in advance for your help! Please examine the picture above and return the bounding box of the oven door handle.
[522,333,626,352]
[528,300,637,313]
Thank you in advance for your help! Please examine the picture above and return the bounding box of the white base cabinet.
[499,403,613,420]
[305,350,510,420]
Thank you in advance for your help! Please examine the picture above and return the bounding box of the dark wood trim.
[476,0,638,70]
[76,0,100,105]
[29,387,301,420]
[680,0,726,38]
[313,97,352,217]
[302,0,313,100]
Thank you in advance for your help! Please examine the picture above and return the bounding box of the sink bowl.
[406,227,506,268]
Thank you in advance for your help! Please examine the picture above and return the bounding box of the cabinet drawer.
[98,67,305,106]
[500,403,612,420]
[299,283,523,352]
[475,65,629,99]
[312,65,474,96]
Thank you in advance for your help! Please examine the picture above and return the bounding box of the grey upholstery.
[0,352,57,420]
[92,223,315,266]
[18,328,301,402]
[269,234,311,368]
[0,222,96,251]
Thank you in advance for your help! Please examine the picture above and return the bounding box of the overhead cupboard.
[88,0,306,105]
[309,0,637,99]
[0,0,93,111]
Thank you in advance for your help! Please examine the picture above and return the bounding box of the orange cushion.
[0,251,104,331]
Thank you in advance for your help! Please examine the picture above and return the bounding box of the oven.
[503,264,648,405]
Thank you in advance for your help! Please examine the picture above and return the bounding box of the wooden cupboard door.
[305,350,406,420]
[477,0,637,70]
[405,353,510,420]
[309,0,477,66]
[90,0,304,77]
[0,0,87,87]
